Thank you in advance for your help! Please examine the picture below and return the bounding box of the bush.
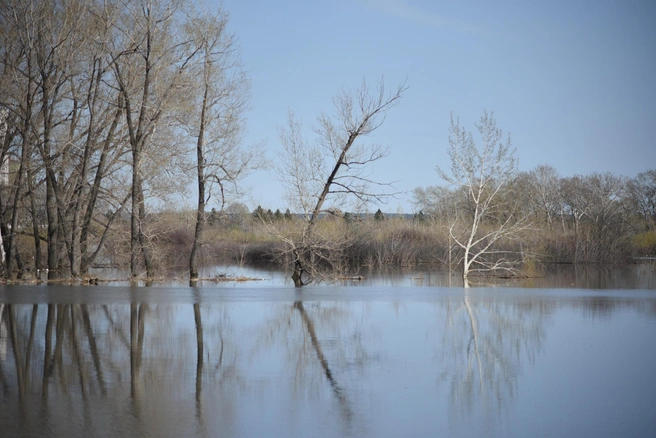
[634,231,656,256]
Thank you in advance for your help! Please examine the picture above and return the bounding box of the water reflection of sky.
[0,287,655,437]
[87,263,656,289]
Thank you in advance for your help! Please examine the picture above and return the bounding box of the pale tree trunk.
[130,147,141,278]
[0,110,7,273]
[0,226,5,269]
[137,179,153,277]
[442,111,529,283]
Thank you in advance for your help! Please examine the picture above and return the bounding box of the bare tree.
[523,164,562,228]
[438,111,530,283]
[273,78,407,286]
[109,0,204,279]
[0,0,95,279]
[181,9,259,281]
[1,0,262,280]
[579,173,627,239]
[626,169,656,232]
[561,172,629,262]
[1,0,118,279]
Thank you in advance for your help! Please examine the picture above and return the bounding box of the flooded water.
[1,284,655,437]
[89,262,656,289]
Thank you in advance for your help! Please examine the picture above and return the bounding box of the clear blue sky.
[211,0,656,213]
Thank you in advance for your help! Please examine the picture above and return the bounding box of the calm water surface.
[90,262,656,289]
[1,284,655,437]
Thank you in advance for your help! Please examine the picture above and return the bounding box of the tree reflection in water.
[436,291,553,431]
[0,290,654,437]
[293,301,353,427]
[0,298,367,436]
[0,301,242,436]
[246,299,372,434]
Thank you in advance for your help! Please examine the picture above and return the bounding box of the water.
[1,284,655,437]
[89,262,656,289]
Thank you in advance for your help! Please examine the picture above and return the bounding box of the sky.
[206,0,656,213]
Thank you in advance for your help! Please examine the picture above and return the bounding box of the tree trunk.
[190,79,209,280]
[131,164,153,279]
[80,100,122,274]
[43,101,60,280]
[130,142,141,278]
[137,180,154,278]
[27,166,42,272]
[6,142,26,277]
[292,254,304,287]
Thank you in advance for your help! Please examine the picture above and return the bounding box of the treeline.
[238,166,656,273]
[413,165,656,264]
[154,163,656,275]
[2,163,650,280]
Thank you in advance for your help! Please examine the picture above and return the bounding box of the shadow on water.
[0,287,655,437]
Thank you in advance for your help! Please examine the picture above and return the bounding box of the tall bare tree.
[626,169,656,232]
[273,79,407,286]
[523,164,562,228]
[0,0,89,278]
[181,9,259,281]
[437,111,530,283]
[109,0,203,279]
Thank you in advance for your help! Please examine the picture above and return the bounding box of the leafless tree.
[0,0,98,279]
[180,8,260,281]
[273,78,407,286]
[0,0,140,279]
[437,111,531,283]
[626,169,656,232]
[108,0,206,279]
[412,185,460,222]
[561,172,629,262]
[522,164,562,228]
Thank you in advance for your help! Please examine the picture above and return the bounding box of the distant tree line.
[414,166,656,265]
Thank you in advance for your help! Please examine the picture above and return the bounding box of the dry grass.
[12,208,647,280]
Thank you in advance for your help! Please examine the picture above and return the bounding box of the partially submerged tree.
[273,78,407,286]
[0,0,133,279]
[0,0,259,281]
[181,8,260,282]
[437,111,530,283]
